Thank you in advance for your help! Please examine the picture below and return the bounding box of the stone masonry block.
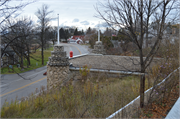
[95,41,102,45]
[54,45,64,52]
[47,45,70,90]
[51,51,66,57]
[94,45,104,50]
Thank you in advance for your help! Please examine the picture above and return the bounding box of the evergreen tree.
[103,27,111,37]
[86,27,92,34]
[74,28,78,35]
[64,29,70,40]
[59,28,65,39]
[81,29,84,35]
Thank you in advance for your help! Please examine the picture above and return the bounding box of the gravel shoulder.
[69,55,162,72]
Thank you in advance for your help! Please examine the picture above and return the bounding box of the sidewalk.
[165,97,180,119]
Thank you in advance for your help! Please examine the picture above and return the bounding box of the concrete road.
[0,43,90,107]
[61,43,89,56]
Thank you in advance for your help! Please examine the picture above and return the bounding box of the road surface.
[0,43,89,107]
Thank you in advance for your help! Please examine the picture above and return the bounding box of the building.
[1,44,19,67]
[68,35,85,44]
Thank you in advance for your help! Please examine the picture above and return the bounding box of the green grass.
[1,75,153,118]
[1,46,53,74]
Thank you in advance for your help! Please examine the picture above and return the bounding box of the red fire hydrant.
[70,51,73,58]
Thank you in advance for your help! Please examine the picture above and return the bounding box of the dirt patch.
[140,82,179,118]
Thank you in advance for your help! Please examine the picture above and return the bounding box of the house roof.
[72,35,85,40]
[1,44,16,57]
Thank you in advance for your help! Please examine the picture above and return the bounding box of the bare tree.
[49,26,57,45]
[95,0,178,108]
[35,4,53,65]
[0,0,35,57]
[1,16,35,70]
[0,0,34,26]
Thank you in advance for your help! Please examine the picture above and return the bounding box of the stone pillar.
[92,41,106,55]
[47,45,69,89]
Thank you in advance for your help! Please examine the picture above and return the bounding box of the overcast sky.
[10,0,109,31]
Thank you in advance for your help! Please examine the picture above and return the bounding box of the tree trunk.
[140,0,145,108]
[27,44,30,67]
[140,74,145,108]
[21,48,24,70]
[139,45,146,108]
[145,30,149,48]
[34,46,36,53]
[42,46,44,65]
[41,32,44,65]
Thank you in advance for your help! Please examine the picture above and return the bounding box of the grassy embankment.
[2,59,176,118]
[1,75,154,118]
[1,47,53,74]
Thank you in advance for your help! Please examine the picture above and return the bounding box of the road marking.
[56,43,82,55]
[0,68,47,88]
[0,77,47,97]
[69,44,82,55]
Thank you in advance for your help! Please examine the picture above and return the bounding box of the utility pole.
[98,21,100,41]
[57,14,60,44]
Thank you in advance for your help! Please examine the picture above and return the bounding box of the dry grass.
[1,75,153,118]
[1,39,178,118]
[137,41,179,118]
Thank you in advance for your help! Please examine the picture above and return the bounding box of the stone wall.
[47,65,69,89]
[47,45,70,89]
[92,41,106,55]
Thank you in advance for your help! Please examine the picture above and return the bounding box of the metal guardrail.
[69,53,166,61]
[69,66,146,76]
[69,53,105,60]
[69,53,89,60]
